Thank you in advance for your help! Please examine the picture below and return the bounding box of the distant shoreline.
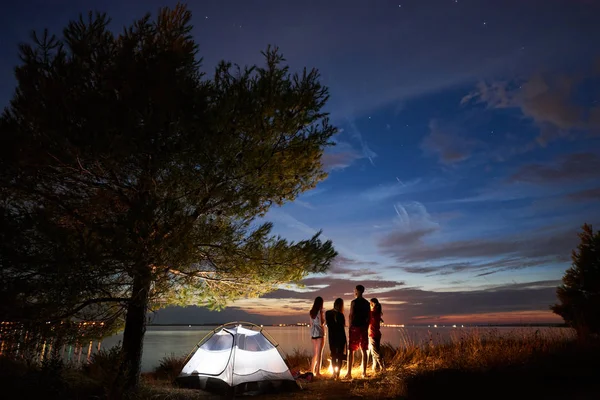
[147,323,566,328]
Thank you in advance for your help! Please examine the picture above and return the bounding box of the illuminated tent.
[176,322,300,394]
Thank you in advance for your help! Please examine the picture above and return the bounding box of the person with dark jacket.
[325,298,347,379]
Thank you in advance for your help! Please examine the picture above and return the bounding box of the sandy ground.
[252,374,380,400]
[157,373,383,399]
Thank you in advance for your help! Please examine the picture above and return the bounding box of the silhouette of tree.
[0,3,338,392]
[551,223,600,338]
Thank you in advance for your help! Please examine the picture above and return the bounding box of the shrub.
[154,354,187,382]
[83,344,123,389]
[552,223,600,339]
[284,348,311,371]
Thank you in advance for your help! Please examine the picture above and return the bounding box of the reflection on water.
[98,325,573,372]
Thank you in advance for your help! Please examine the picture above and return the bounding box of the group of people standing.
[308,284,384,379]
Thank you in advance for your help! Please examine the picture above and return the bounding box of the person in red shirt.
[345,285,370,379]
[368,298,384,372]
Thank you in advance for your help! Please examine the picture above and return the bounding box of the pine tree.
[551,223,600,338]
[0,4,338,392]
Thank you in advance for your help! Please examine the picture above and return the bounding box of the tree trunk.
[118,268,152,394]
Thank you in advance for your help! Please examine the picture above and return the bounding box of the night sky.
[2,0,600,325]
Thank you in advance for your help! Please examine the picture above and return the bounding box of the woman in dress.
[325,298,347,379]
[368,298,384,372]
[309,296,325,377]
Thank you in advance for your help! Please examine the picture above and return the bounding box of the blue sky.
[1,0,599,324]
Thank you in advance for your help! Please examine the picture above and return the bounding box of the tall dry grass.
[152,354,188,382]
[352,327,586,398]
[283,328,575,374]
[389,327,574,372]
[284,348,312,372]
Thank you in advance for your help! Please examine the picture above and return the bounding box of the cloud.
[346,118,377,166]
[484,280,561,292]
[379,222,580,267]
[380,280,562,323]
[293,200,315,210]
[321,140,363,171]
[291,187,327,209]
[328,255,380,277]
[262,276,406,303]
[379,227,438,248]
[343,280,562,323]
[265,209,363,260]
[360,178,426,202]
[445,151,600,204]
[299,187,327,198]
[329,266,379,278]
[395,257,559,278]
[462,73,600,146]
[399,266,445,275]
[377,201,440,249]
[331,255,378,267]
[421,120,477,164]
[266,208,319,237]
[392,202,439,230]
[320,122,379,171]
[152,279,563,325]
[566,187,600,202]
[149,304,289,325]
[508,152,600,185]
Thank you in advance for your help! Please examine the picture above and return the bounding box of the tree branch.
[50,296,130,322]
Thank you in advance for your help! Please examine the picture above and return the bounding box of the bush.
[284,348,311,371]
[154,354,187,382]
[83,344,123,389]
[0,354,103,400]
[552,223,600,338]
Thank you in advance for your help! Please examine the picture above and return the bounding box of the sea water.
[97,325,573,372]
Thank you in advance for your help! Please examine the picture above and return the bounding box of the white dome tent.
[176,322,300,395]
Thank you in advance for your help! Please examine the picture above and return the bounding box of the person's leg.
[311,338,319,375]
[368,336,375,371]
[360,348,367,377]
[345,350,353,378]
[328,342,336,378]
[360,328,368,377]
[345,328,355,379]
[377,336,384,371]
[332,351,341,379]
[330,352,336,378]
[370,336,382,372]
[315,337,324,376]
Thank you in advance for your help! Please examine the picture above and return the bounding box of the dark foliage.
[0,2,338,392]
[551,224,600,338]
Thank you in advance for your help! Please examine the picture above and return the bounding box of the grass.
[151,353,188,383]
[257,328,599,400]
[284,348,312,372]
[349,328,599,399]
[0,328,598,399]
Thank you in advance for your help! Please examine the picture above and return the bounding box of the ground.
[3,332,600,399]
[254,376,371,400]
